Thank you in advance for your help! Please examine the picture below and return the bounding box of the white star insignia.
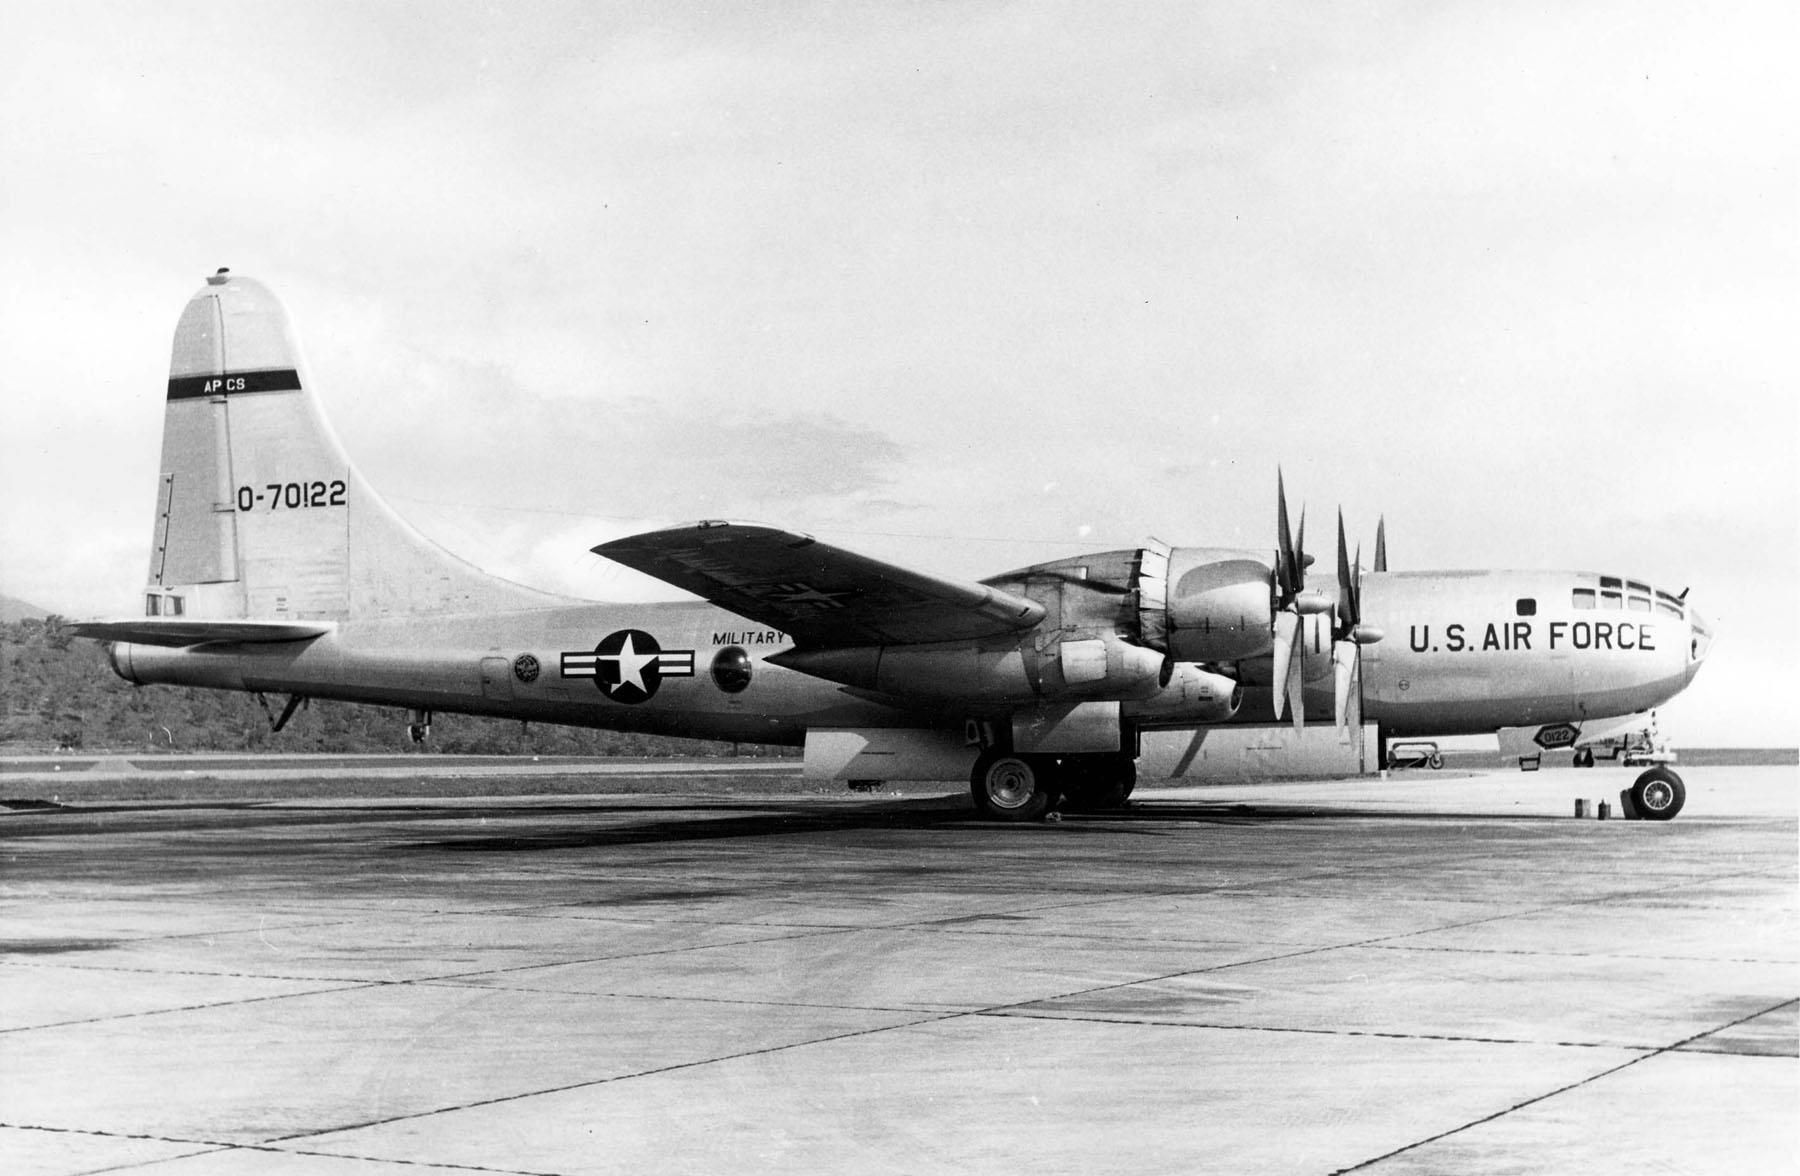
[600,632,658,694]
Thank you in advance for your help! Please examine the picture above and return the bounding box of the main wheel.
[1630,767,1686,821]
[1059,756,1136,812]
[970,752,1052,822]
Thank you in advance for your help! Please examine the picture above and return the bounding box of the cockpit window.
[1571,588,1596,609]
[1656,601,1683,618]
[1600,590,1622,609]
[1628,596,1651,612]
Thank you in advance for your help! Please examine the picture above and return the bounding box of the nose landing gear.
[1625,766,1686,821]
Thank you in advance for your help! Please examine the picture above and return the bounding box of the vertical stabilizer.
[144,270,568,621]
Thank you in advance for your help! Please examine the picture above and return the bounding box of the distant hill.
[0,593,53,623]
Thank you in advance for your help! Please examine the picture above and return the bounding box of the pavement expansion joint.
[0,979,383,1035]
[415,977,942,1016]
[407,926,859,984]
[0,1122,552,1176]
[983,1008,1650,1051]
[1328,994,1800,1174]
[1361,940,1796,966]
[263,1012,961,1147]
[0,956,371,986]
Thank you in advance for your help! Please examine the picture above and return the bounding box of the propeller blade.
[1287,623,1306,732]
[1276,471,1297,599]
[1271,608,1298,721]
[1294,509,1307,589]
[1335,510,1356,632]
[1374,515,1388,573]
[1332,639,1357,733]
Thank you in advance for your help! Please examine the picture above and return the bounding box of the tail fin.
[144,269,566,621]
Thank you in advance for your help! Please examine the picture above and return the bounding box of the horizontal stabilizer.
[69,618,334,647]
[596,521,1046,647]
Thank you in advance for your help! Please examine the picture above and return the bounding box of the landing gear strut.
[407,709,433,744]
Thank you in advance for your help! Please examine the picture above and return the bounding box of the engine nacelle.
[1144,547,1274,662]
[770,635,1165,704]
[1122,662,1243,724]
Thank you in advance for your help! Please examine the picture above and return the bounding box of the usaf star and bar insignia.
[561,629,695,704]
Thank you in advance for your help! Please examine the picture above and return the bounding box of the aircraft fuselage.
[108,564,1706,751]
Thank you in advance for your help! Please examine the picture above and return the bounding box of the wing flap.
[69,618,335,647]
[595,521,1044,647]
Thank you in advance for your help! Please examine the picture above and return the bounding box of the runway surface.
[3,762,1795,1175]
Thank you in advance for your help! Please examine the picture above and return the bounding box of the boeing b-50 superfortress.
[73,271,1713,819]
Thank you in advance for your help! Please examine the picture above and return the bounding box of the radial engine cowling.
[1122,662,1243,724]
[1138,546,1274,663]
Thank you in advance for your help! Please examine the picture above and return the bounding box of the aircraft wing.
[68,619,334,647]
[594,521,1045,647]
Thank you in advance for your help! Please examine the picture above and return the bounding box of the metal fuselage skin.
[110,566,1708,758]
[1352,570,1702,736]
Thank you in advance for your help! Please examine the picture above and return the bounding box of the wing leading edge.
[594,522,1045,647]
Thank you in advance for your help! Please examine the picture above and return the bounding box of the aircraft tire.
[1059,756,1136,812]
[970,752,1052,822]
[1630,767,1686,821]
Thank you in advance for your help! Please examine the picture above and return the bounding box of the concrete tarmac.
[2,763,1794,1175]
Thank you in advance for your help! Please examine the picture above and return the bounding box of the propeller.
[1270,473,1329,730]
[1330,510,1386,733]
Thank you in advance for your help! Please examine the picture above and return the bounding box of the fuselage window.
[1515,598,1537,616]
[710,646,752,694]
[168,595,185,616]
[1571,588,1596,609]
[1600,590,1623,609]
[1600,576,1622,589]
[145,594,161,616]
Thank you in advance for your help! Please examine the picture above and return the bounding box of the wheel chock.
[1574,799,1590,818]
[1617,789,1640,820]
[1597,801,1612,820]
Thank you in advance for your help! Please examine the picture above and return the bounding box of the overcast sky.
[2,2,1793,745]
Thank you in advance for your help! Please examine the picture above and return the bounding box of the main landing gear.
[969,751,1136,822]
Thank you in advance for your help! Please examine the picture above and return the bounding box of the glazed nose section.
[1685,605,1714,682]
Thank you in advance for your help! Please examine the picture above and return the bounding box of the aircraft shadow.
[405,795,979,853]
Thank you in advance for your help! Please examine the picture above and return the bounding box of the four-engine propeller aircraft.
[72,271,1714,820]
